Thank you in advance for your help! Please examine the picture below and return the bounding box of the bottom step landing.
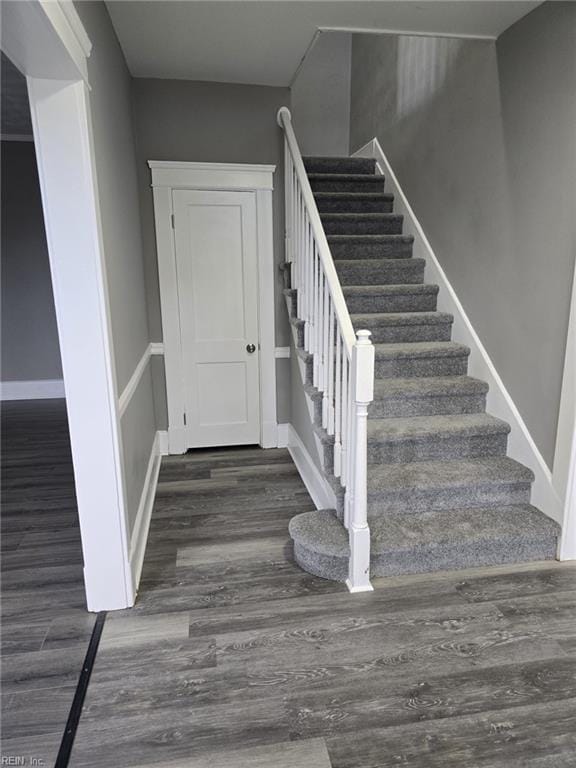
[289,507,560,582]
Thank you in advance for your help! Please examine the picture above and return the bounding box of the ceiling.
[106,1,541,87]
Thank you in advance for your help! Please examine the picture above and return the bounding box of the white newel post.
[346,330,375,593]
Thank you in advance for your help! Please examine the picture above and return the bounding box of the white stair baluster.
[277,107,373,593]
[327,298,335,435]
[334,329,342,477]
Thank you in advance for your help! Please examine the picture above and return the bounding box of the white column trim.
[556,259,576,559]
[129,430,168,591]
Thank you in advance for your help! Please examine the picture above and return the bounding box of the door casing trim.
[149,161,278,452]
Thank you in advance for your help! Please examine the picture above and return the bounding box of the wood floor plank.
[1,399,93,760]
[127,738,333,768]
[61,442,576,767]
[325,698,576,767]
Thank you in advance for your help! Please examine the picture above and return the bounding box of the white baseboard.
[158,430,169,456]
[353,137,563,525]
[128,430,165,594]
[277,422,290,448]
[285,423,337,510]
[1,378,65,401]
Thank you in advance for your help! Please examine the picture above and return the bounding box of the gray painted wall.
[1,140,63,382]
[349,2,576,468]
[131,78,291,428]
[74,2,156,533]
[497,1,576,469]
[291,31,352,156]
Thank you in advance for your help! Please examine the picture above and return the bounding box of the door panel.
[173,189,260,447]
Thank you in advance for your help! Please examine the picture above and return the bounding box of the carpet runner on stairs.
[286,155,559,581]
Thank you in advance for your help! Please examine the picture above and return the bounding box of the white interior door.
[173,189,261,448]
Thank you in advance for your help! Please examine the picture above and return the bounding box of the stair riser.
[375,355,469,378]
[303,356,314,385]
[330,240,413,260]
[344,293,438,314]
[293,532,558,583]
[336,261,425,285]
[310,179,385,194]
[293,322,304,348]
[367,433,509,464]
[370,393,487,419]
[322,217,403,235]
[284,290,297,317]
[363,323,452,344]
[367,483,532,517]
[371,536,558,577]
[316,198,394,214]
[294,542,348,582]
[304,158,376,174]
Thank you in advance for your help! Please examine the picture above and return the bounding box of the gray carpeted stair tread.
[321,213,403,236]
[373,376,488,399]
[315,192,394,214]
[342,283,436,296]
[353,310,454,342]
[367,413,510,441]
[367,456,534,493]
[352,311,452,326]
[373,340,469,361]
[308,173,384,182]
[289,506,559,581]
[369,376,489,417]
[366,413,511,462]
[315,192,393,201]
[309,174,386,194]
[304,156,376,174]
[336,258,425,285]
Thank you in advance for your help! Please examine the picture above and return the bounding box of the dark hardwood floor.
[1,399,94,766]
[67,445,576,767]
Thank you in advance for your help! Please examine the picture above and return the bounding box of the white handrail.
[278,107,356,356]
[277,106,374,592]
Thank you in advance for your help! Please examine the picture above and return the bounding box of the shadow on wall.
[349,18,576,469]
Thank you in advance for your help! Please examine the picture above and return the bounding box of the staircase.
[285,153,560,582]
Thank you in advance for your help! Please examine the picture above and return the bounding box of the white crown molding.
[148,161,276,191]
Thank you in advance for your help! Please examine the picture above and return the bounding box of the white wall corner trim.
[353,137,564,526]
[275,346,291,359]
[128,430,167,594]
[284,424,337,510]
[1,379,65,401]
[555,257,576,559]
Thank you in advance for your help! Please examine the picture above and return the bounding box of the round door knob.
[246,343,256,354]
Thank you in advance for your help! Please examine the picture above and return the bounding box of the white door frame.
[150,161,279,453]
[555,261,576,560]
[2,1,134,610]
